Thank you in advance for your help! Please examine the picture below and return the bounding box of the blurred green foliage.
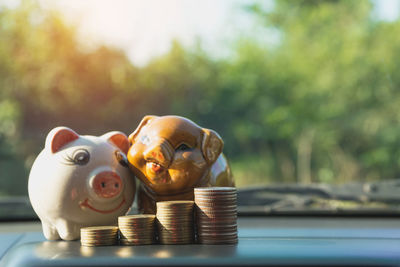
[1,0,400,195]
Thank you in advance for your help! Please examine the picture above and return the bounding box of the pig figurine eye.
[72,149,90,165]
[115,150,129,167]
[175,143,191,152]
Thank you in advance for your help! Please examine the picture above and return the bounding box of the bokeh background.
[1,0,400,196]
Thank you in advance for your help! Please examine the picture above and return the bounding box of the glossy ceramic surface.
[28,127,136,241]
[127,115,234,213]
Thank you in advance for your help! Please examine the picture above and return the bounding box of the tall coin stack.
[80,226,119,247]
[194,187,238,244]
[156,201,195,244]
[118,215,156,245]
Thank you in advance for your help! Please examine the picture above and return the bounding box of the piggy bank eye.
[115,150,129,167]
[140,135,151,145]
[72,149,90,165]
[175,143,191,152]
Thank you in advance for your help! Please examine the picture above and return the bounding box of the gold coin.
[194,187,236,192]
[119,232,154,237]
[156,212,193,216]
[156,218,193,222]
[156,216,192,219]
[157,200,194,205]
[156,221,193,226]
[195,199,237,205]
[159,237,193,242]
[158,224,193,229]
[197,226,237,232]
[120,238,156,242]
[118,214,155,220]
[120,240,154,245]
[195,196,236,201]
[119,231,155,235]
[119,229,155,234]
[119,219,155,225]
[157,213,193,217]
[81,239,118,243]
[195,203,236,208]
[159,241,192,245]
[81,232,118,237]
[197,237,238,242]
[118,229,155,234]
[118,225,155,229]
[196,209,237,214]
[198,239,238,245]
[81,226,118,232]
[197,213,237,219]
[194,191,236,196]
[197,222,236,226]
[81,241,117,246]
[197,232,237,238]
[158,230,193,236]
[81,236,118,241]
[118,225,155,230]
[157,224,193,230]
[159,237,193,241]
[81,236,117,239]
[197,219,237,225]
[196,228,237,233]
[157,203,194,207]
[195,201,236,206]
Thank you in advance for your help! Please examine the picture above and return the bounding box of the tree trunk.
[297,129,315,184]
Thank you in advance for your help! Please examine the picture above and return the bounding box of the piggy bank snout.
[143,138,174,168]
[91,171,123,199]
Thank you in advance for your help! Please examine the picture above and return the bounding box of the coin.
[197,228,237,234]
[156,201,194,209]
[194,187,238,245]
[194,187,236,192]
[119,215,155,220]
[120,239,154,245]
[81,226,118,232]
[197,226,237,232]
[196,208,237,214]
[198,238,238,245]
[80,226,119,247]
[118,214,156,245]
[156,200,195,245]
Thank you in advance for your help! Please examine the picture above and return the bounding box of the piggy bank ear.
[45,127,79,153]
[128,115,158,145]
[201,128,224,165]
[102,131,129,154]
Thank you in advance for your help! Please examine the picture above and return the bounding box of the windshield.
[1,0,400,219]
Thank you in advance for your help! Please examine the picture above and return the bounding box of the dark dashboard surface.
[1,217,400,266]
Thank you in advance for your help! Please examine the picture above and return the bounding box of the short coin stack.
[80,226,119,247]
[156,201,195,244]
[118,214,156,245]
[194,187,238,244]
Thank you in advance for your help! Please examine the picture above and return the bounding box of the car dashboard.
[1,216,400,266]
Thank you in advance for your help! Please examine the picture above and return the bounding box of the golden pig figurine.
[127,115,234,214]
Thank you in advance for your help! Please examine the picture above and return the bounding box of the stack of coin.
[80,226,118,247]
[156,201,195,244]
[194,187,238,244]
[118,214,156,245]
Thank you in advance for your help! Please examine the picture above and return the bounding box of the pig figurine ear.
[128,115,158,145]
[45,127,79,153]
[102,131,130,154]
[201,128,224,165]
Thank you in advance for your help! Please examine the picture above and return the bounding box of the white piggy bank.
[28,127,136,241]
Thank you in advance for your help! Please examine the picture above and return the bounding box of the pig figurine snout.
[143,137,174,169]
[91,170,123,199]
